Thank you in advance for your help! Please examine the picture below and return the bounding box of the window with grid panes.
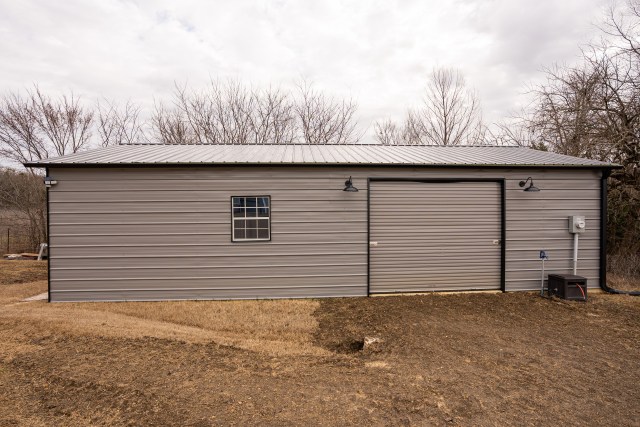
[231,196,271,241]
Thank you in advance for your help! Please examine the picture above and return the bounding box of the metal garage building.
[26,144,616,302]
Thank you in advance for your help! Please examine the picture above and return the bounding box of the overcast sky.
[0,0,610,143]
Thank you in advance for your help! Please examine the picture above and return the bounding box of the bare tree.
[416,68,483,145]
[251,86,297,145]
[151,100,195,145]
[31,87,93,155]
[152,80,360,145]
[374,68,483,145]
[0,86,93,166]
[488,117,545,148]
[374,119,403,145]
[206,79,255,145]
[170,82,218,144]
[97,99,147,146]
[0,92,45,165]
[526,64,602,157]
[167,80,291,145]
[403,110,427,145]
[495,0,640,254]
[374,114,424,145]
[601,0,640,58]
[294,81,360,144]
[0,87,93,250]
[0,168,46,250]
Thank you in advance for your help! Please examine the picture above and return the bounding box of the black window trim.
[230,195,272,243]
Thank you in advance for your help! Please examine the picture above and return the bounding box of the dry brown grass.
[0,280,46,304]
[3,301,326,357]
[609,252,640,276]
[83,299,326,355]
[6,299,327,356]
[0,260,47,286]
[608,253,640,292]
[607,272,640,292]
[0,260,325,356]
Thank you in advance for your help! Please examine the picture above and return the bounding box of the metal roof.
[24,144,616,168]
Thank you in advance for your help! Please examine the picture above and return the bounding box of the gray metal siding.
[47,166,601,301]
[504,176,600,290]
[48,168,367,302]
[369,181,502,292]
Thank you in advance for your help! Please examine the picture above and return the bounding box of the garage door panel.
[370,181,502,293]
[372,259,499,267]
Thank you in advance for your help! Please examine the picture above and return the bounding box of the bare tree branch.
[0,168,46,250]
[97,99,146,146]
[0,86,94,167]
[493,0,640,253]
[30,86,93,155]
[374,68,483,145]
[294,81,360,145]
[152,79,360,145]
[151,100,194,144]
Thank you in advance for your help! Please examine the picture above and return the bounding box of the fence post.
[6,228,9,254]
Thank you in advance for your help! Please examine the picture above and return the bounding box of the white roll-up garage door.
[369,180,502,293]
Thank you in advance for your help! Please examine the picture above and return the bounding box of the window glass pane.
[232,196,270,241]
[234,228,245,240]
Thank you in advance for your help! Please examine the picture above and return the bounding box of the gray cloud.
[0,0,611,142]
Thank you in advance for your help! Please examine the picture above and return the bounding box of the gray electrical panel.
[569,215,586,234]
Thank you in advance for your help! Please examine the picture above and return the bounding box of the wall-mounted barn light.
[44,176,57,188]
[519,177,540,192]
[343,176,358,192]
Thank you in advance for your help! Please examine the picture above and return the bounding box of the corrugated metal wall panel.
[369,181,502,293]
[47,166,602,301]
[53,283,364,302]
[51,243,365,258]
[48,167,368,302]
[503,176,600,290]
[51,275,366,289]
[50,221,366,235]
[51,232,366,246]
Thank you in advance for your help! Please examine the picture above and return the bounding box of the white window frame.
[231,196,271,242]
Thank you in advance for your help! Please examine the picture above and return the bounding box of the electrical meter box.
[569,215,586,234]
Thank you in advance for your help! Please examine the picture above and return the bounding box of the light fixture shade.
[519,177,540,192]
[343,176,358,192]
[524,184,540,192]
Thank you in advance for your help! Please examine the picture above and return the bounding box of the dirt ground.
[0,261,638,426]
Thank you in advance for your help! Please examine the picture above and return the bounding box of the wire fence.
[0,226,36,254]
